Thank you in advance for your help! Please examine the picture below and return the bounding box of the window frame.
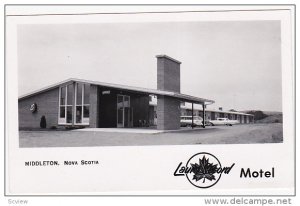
[74,83,90,125]
[58,84,73,125]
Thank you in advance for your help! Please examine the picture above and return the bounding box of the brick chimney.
[156,55,181,130]
[156,55,181,92]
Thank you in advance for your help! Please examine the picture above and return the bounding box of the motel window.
[75,83,90,124]
[207,115,211,120]
[123,95,130,107]
[59,87,66,119]
[60,86,66,105]
[66,84,74,123]
[58,84,74,125]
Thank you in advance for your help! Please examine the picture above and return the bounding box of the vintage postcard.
[5,5,295,195]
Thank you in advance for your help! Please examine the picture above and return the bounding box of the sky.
[18,20,282,112]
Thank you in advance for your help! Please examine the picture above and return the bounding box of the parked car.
[209,118,239,126]
[204,120,214,126]
[180,116,203,127]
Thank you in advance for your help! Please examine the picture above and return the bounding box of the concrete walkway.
[72,127,211,134]
[73,127,163,134]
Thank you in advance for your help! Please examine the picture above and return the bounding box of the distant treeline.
[246,110,268,120]
[244,110,282,123]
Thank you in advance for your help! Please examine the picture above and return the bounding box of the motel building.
[18,55,253,130]
[149,98,254,126]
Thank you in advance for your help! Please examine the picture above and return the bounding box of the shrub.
[40,115,47,128]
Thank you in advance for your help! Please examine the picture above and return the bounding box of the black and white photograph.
[17,17,282,147]
[5,5,295,196]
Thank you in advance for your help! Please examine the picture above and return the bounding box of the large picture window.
[58,84,74,124]
[75,83,90,125]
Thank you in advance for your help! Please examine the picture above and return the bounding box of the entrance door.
[117,95,131,128]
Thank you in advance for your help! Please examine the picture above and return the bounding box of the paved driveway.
[19,123,283,148]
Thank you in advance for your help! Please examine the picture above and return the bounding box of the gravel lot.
[19,123,283,148]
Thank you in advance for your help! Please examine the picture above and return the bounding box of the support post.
[192,103,194,129]
[202,103,206,128]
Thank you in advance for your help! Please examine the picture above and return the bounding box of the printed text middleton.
[25,160,99,166]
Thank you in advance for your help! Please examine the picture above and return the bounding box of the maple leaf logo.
[190,155,219,183]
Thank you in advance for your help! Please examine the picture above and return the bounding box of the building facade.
[18,55,214,130]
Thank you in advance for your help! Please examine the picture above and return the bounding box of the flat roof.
[18,78,214,104]
[180,104,253,116]
[149,102,253,116]
[181,107,254,116]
